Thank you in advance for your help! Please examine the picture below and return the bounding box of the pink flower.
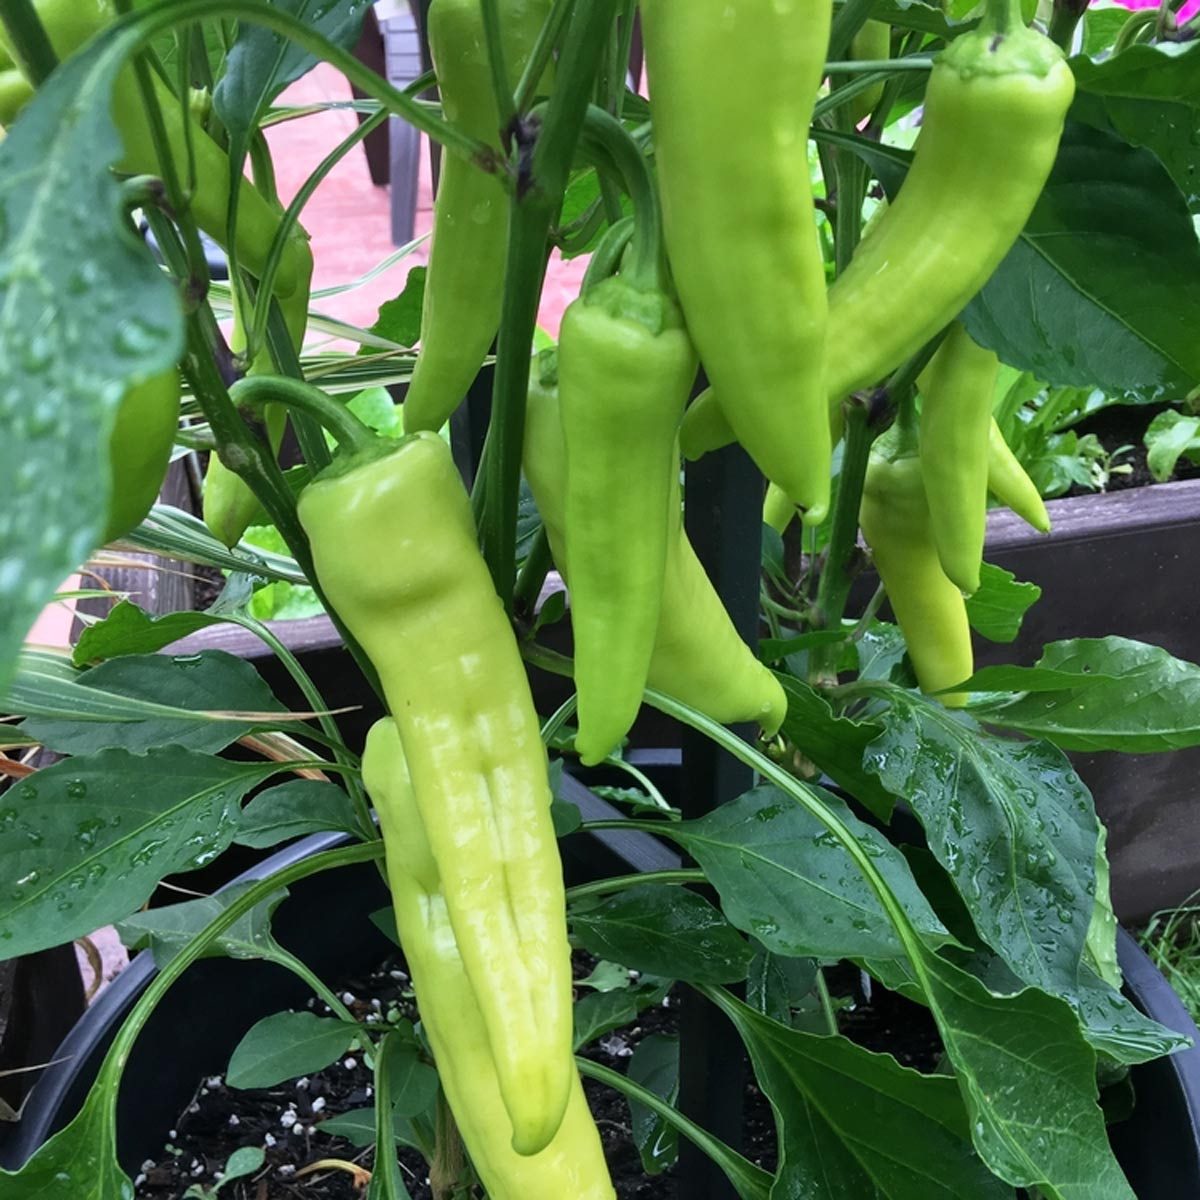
[1111,0,1200,24]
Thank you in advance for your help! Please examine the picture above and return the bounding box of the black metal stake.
[677,438,761,1199]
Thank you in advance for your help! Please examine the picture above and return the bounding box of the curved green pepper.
[860,429,973,705]
[524,354,786,739]
[298,433,573,1155]
[988,418,1051,532]
[641,0,832,524]
[362,719,616,1198]
[402,0,552,434]
[918,323,999,596]
[104,368,181,543]
[558,276,698,766]
[824,0,1074,403]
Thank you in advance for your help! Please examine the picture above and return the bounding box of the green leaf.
[1071,43,1200,213]
[1085,827,1121,992]
[550,797,584,837]
[916,947,1136,1199]
[214,0,371,153]
[572,980,670,1049]
[227,1011,357,1090]
[357,268,426,353]
[667,785,948,961]
[963,120,1200,402]
[18,651,287,755]
[315,1106,424,1151]
[115,881,288,969]
[863,694,1098,1000]
[0,1083,130,1198]
[760,629,847,663]
[627,1034,680,1175]
[1082,4,1133,56]
[973,637,1200,752]
[964,563,1041,645]
[236,780,362,848]
[705,988,1013,1200]
[1144,409,1200,481]
[571,883,753,985]
[212,1146,265,1194]
[0,749,274,957]
[746,949,818,1025]
[380,1037,438,1120]
[0,28,182,696]
[73,601,220,666]
[777,675,895,820]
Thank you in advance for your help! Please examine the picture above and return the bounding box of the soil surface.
[132,954,941,1199]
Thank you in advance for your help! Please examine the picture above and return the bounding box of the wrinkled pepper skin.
[524,360,787,738]
[641,0,832,524]
[988,418,1051,532]
[558,279,698,765]
[297,434,572,1155]
[918,323,1000,595]
[104,369,181,543]
[402,0,552,434]
[824,6,1074,402]
[362,720,616,1200]
[860,440,973,705]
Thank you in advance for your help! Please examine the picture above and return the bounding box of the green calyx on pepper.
[362,720,616,1199]
[297,422,574,1156]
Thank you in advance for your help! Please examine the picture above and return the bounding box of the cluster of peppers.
[14,0,1076,1191]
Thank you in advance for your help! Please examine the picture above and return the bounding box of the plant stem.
[479,0,517,142]
[476,0,617,606]
[566,868,707,903]
[514,0,574,113]
[273,947,359,1022]
[513,525,554,618]
[828,0,877,61]
[809,400,873,686]
[1047,0,1088,49]
[0,0,57,84]
[229,375,375,454]
[814,967,839,1036]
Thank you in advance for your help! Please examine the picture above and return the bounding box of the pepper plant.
[1,0,1199,1197]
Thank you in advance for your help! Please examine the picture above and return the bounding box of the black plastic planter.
[3,771,1199,1199]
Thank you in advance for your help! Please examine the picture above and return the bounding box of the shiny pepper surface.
[298,434,573,1155]
[403,0,552,434]
[860,434,973,705]
[105,369,181,543]
[988,419,1051,533]
[524,359,786,739]
[641,0,832,524]
[558,278,698,765]
[918,324,1000,596]
[362,720,616,1199]
[824,1,1074,403]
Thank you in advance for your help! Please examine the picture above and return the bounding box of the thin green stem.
[514,525,554,617]
[580,215,633,292]
[577,104,661,291]
[272,947,359,1023]
[810,399,873,686]
[980,0,1028,35]
[1113,7,1159,50]
[599,754,672,812]
[540,695,577,744]
[476,0,617,605]
[0,0,57,84]
[229,375,375,454]
[566,869,706,903]
[814,968,840,1036]
[480,0,518,141]
[1047,0,1088,49]
[514,0,574,112]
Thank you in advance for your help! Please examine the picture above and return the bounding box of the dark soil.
[132,955,941,1199]
[1068,402,1200,496]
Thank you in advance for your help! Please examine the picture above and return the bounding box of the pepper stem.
[577,104,664,293]
[980,0,1028,36]
[228,375,376,456]
[580,215,634,293]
